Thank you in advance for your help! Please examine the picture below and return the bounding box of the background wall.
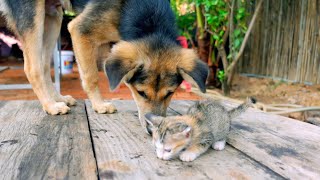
[239,0,320,84]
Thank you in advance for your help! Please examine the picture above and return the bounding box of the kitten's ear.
[182,126,191,138]
[172,123,192,138]
[145,113,163,127]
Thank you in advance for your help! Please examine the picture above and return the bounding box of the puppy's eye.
[164,91,174,99]
[164,148,172,153]
[137,91,148,99]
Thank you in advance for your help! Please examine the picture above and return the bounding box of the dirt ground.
[228,75,320,122]
[230,75,320,107]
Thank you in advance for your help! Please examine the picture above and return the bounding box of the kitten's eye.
[164,148,172,153]
[137,91,148,99]
[163,91,174,99]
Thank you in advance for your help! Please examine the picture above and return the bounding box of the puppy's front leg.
[68,16,117,114]
[43,7,76,107]
[22,1,70,115]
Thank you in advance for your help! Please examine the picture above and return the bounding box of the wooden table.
[0,100,319,179]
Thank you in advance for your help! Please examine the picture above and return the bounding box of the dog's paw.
[62,95,77,106]
[179,151,199,162]
[44,102,70,115]
[55,95,76,106]
[93,102,117,114]
[212,140,226,151]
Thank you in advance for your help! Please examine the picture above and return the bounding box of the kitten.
[145,97,256,162]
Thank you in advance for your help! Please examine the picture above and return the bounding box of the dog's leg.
[22,1,70,115]
[68,3,120,114]
[43,8,76,106]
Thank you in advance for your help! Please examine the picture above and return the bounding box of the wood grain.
[86,100,282,180]
[169,100,320,179]
[0,100,97,180]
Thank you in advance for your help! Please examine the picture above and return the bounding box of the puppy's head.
[104,39,209,134]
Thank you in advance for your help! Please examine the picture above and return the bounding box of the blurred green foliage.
[171,0,250,86]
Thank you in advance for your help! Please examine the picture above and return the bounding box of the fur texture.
[104,0,209,132]
[146,97,256,161]
[0,0,209,125]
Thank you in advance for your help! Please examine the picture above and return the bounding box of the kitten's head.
[145,113,192,160]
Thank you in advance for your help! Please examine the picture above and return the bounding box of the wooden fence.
[239,0,320,84]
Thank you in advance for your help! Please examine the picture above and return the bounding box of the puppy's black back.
[119,0,178,42]
[70,0,90,13]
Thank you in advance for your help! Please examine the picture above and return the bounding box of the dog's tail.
[228,97,256,120]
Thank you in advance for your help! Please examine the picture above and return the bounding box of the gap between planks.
[85,100,283,180]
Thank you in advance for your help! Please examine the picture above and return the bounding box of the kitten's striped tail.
[228,97,256,119]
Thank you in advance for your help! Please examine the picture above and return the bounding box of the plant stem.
[229,0,236,59]
[196,4,204,39]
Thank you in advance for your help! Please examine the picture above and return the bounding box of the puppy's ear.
[104,41,141,90]
[178,49,209,93]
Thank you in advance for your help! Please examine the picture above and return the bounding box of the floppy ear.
[105,59,142,90]
[104,41,141,90]
[178,49,209,93]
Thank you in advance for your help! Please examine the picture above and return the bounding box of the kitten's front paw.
[213,140,226,151]
[179,151,199,162]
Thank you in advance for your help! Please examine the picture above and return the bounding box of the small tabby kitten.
[145,97,256,162]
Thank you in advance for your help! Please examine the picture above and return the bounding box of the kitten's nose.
[156,149,164,159]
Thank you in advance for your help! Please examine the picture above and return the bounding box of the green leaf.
[218,70,225,82]
[227,54,232,60]
[219,30,224,36]
[234,39,241,49]
[213,34,220,40]
[238,7,246,14]
[234,29,241,37]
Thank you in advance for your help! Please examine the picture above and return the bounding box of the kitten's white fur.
[213,140,226,151]
[179,151,198,162]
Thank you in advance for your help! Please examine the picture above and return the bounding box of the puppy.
[1,0,209,133]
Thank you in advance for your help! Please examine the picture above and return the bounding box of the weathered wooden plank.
[86,100,283,180]
[0,100,97,180]
[169,100,320,179]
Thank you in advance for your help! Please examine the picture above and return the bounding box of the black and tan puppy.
[0,0,208,133]
[106,0,209,132]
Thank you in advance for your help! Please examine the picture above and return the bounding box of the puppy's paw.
[62,95,77,106]
[55,95,76,106]
[93,102,117,114]
[179,151,199,162]
[212,140,226,151]
[44,102,70,115]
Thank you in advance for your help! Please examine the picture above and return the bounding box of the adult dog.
[0,0,209,132]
